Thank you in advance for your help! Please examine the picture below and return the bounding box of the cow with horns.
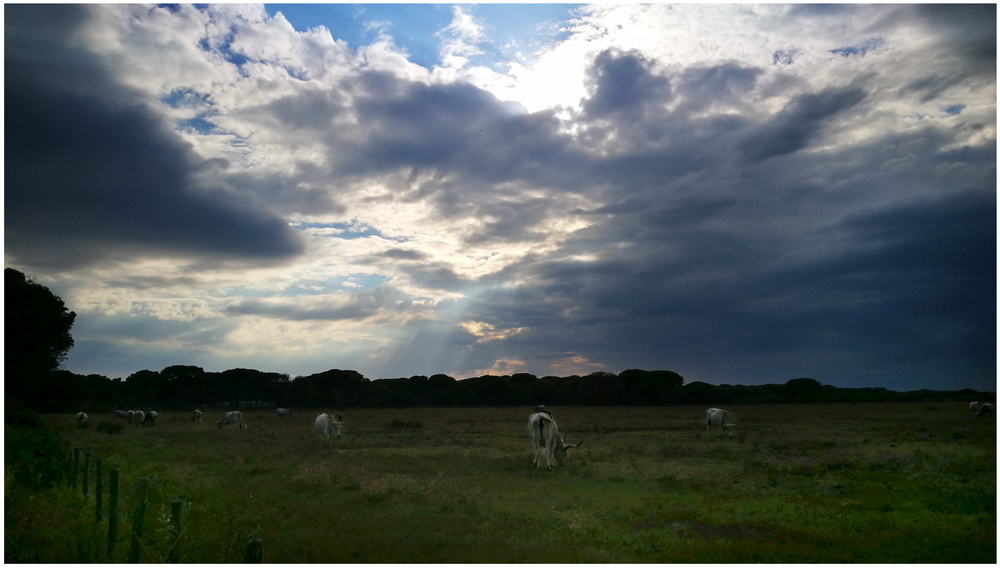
[706,407,737,438]
[527,410,582,469]
[217,410,244,429]
[314,413,345,439]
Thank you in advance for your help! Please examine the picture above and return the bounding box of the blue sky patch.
[830,37,884,57]
[283,273,390,295]
[178,116,216,135]
[290,220,407,242]
[161,88,211,109]
[943,104,965,115]
[773,49,796,65]
[265,4,580,70]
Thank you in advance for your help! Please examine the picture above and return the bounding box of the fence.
[54,437,297,563]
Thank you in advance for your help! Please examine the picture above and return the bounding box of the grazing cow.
[706,408,736,438]
[192,409,202,422]
[113,410,127,421]
[275,408,294,418]
[314,413,345,439]
[131,410,145,428]
[527,411,581,469]
[75,412,88,428]
[217,410,244,429]
[976,403,994,417]
[144,411,158,426]
[970,401,985,414]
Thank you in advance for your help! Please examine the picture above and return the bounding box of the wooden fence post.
[127,477,150,563]
[95,458,104,523]
[244,538,264,563]
[107,469,120,560]
[82,452,91,498]
[71,447,81,489]
[167,498,183,563]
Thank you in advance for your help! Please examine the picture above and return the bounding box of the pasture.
[9,403,997,562]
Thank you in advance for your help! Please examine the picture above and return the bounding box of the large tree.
[5,268,77,409]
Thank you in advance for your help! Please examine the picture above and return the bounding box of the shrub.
[5,427,67,490]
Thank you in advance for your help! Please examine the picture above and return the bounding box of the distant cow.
[314,413,345,439]
[126,410,135,424]
[706,408,736,438]
[276,408,294,418]
[192,409,202,422]
[75,412,88,428]
[976,403,994,417]
[113,410,127,421]
[144,411,158,426]
[217,410,244,429]
[970,401,986,414]
[527,411,581,469]
[131,410,145,428]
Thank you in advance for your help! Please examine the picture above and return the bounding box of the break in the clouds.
[4,4,995,391]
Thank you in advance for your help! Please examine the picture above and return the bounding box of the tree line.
[17,366,996,414]
[6,267,994,417]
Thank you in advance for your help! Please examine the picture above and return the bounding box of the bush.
[5,406,40,427]
[4,427,68,490]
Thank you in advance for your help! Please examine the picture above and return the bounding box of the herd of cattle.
[970,400,994,417]
[71,402,991,469]
[74,407,348,439]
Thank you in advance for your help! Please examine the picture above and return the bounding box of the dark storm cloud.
[913,5,996,68]
[4,5,303,270]
[337,72,579,189]
[582,48,671,121]
[443,43,995,388]
[739,85,867,162]
[378,248,428,261]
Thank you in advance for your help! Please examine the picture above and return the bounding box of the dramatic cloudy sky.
[5,4,996,391]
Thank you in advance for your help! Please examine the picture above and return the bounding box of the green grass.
[6,403,996,562]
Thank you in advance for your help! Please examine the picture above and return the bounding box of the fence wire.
[53,435,302,563]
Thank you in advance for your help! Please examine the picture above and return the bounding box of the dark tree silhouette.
[5,268,77,411]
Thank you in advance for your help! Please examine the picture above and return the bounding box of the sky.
[4,4,996,391]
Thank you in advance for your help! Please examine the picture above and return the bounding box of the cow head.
[554,436,583,465]
[330,414,345,437]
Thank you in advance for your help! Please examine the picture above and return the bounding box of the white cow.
[314,413,345,439]
[217,410,244,429]
[275,408,294,418]
[144,410,158,426]
[126,410,135,424]
[976,403,994,417]
[970,401,985,414]
[75,412,88,428]
[192,409,202,422]
[527,411,581,469]
[706,408,736,438]
[131,410,145,428]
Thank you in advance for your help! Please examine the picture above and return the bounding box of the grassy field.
[7,403,997,562]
